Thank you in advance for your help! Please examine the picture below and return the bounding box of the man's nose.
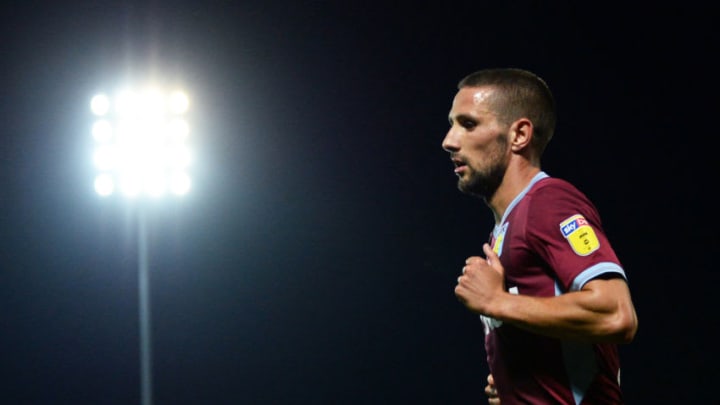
[442,127,459,152]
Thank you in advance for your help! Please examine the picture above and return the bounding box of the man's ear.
[510,118,533,152]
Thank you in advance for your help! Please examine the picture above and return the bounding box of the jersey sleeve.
[525,181,626,293]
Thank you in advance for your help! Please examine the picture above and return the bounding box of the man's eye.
[461,120,477,130]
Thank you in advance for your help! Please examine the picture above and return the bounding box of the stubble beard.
[457,137,509,201]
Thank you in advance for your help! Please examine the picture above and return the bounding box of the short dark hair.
[458,68,556,155]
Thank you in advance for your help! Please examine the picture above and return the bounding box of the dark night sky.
[0,1,716,404]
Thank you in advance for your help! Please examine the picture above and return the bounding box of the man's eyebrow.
[449,113,477,124]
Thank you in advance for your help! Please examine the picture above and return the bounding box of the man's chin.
[458,182,478,197]
[458,180,489,200]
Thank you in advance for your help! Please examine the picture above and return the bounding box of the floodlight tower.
[90,87,191,405]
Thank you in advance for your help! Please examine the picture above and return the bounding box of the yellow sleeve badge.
[559,214,600,256]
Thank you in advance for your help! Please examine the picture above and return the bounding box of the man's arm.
[455,243,638,343]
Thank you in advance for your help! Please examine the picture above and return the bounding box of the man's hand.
[485,373,499,404]
[454,243,506,315]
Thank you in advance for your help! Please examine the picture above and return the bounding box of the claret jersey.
[483,172,628,405]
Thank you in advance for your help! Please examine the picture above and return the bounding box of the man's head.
[442,68,556,200]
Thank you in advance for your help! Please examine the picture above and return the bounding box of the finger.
[485,373,498,400]
[454,283,466,303]
[465,256,482,265]
[483,243,501,271]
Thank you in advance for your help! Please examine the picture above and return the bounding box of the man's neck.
[487,162,541,224]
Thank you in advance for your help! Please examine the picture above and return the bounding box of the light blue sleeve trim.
[570,262,626,292]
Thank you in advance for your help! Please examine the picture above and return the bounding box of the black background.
[1,1,716,404]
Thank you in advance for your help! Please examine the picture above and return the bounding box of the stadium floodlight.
[91,88,192,198]
[91,94,110,116]
[89,85,192,405]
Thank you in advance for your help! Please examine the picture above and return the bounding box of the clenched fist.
[454,243,506,316]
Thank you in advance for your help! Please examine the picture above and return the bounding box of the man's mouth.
[452,159,467,174]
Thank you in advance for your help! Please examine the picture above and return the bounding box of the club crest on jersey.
[492,222,508,257]
[559,214,600,256]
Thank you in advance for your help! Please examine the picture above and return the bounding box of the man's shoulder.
[533,176,577,191]
[524,176,595,211]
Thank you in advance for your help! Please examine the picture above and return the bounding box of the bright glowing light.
[139,89,165,118]
[91,86,192,198]
[94,173,114,196]
[166,145,191,168]
[166,119,190,140]
[169,91,189,114]
[92,120,113,142]
[169,172,191,195]
[93,145,116,170]
[91,94,110,116]
[115,91,137,117]
[120,174,142,197]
